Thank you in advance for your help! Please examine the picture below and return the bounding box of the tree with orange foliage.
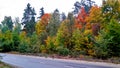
[75,7,88,29]
[40,13,51,26]
[85,6,102,36]
[86,6,102,24]
[36,13,51,35]
[35,13,51,45]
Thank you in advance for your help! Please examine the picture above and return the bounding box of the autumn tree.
[71,28,85,56]
[86,6,102,24]
[55,20,70,47]
[85,6,102,36]
[0,30,13,52]
[46,9,60,36]
[94,19,120,58]
[55,19,74,50]
[75,7,88,30]
[102,0,120,22]
[35,13,51,44]
[35,13,51,35]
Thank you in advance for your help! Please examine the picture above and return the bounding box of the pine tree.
[1,16,13,31]
[61,12,66,21]
[46,9,60,36]
[21,3,36,36]
[38,7,45,18]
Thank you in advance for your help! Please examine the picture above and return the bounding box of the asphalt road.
[0,53,119,68]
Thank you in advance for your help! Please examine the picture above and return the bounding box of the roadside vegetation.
[0,61,13,68]
[0,0,120,61]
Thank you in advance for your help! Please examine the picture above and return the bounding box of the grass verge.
[0,61,15,68]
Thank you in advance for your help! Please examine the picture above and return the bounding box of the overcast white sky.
[0,0,102,22]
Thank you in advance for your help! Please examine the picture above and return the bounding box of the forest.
[0,0,120,59]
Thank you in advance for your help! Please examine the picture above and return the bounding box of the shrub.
[94,30,110,59]
[18,33,32,53]
[56,46,69,56]
[94,19,120,58]
[40,45,47,53]
[45,36,56,54]
[12,33,20,51]
[0,31,14,52]
[18,41,29,53]
[106,19,120,56]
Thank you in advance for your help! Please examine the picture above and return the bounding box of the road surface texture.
[0,53,120,68]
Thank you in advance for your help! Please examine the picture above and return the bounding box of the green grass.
[0,61,13,68]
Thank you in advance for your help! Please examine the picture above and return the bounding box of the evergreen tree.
[1,16,13,31]
[14,17,21,34]
[21,3,36,35]
[38,7,45,18]
[46,9,60,36]
[73,0,95,15]
[61,12,66,21]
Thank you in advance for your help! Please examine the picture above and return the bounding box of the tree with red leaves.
[75,7,88,29]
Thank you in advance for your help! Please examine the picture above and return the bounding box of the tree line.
[0,0,120,59]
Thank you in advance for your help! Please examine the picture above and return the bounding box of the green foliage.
[46,12,60,36]
[25,21,36,36]
[12,32,20,51]
[106,19,120,56]
[56,46,69,56]
[13,17,21,34]
[40,45,46,53]
[22,3,36,35]
[1,2,120,59]
[38,31,47,45]
[72,29,84,52]
[55,20,69,47]
[45,37,56,54]
[102,0,120,22]
[18,40,30,53]
[94,30,109,59]
[1,26,9,33]
[29,33,41,53]
[1,16,13,31]
[0,31,13,52]
[94,19,120,58]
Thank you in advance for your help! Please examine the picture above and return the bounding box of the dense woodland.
[0,0,120,59]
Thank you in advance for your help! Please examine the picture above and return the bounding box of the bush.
[40,45,47,53]
[94,19,120,58]
[0,31,14,52]
[56,46,69,56]
[106,19,120,56]
[18,34,32,53]
[29,33,41,53]
[0,40,14,52]
[45,36,56,54]
[94,30,109,59]
[12,33,20,51]
[18,41,29,53]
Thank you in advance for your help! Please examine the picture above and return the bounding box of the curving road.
[0,53,119,68]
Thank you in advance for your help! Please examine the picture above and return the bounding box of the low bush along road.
[0,53,120,68]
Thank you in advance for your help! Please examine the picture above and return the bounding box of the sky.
[0,0,102,22]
